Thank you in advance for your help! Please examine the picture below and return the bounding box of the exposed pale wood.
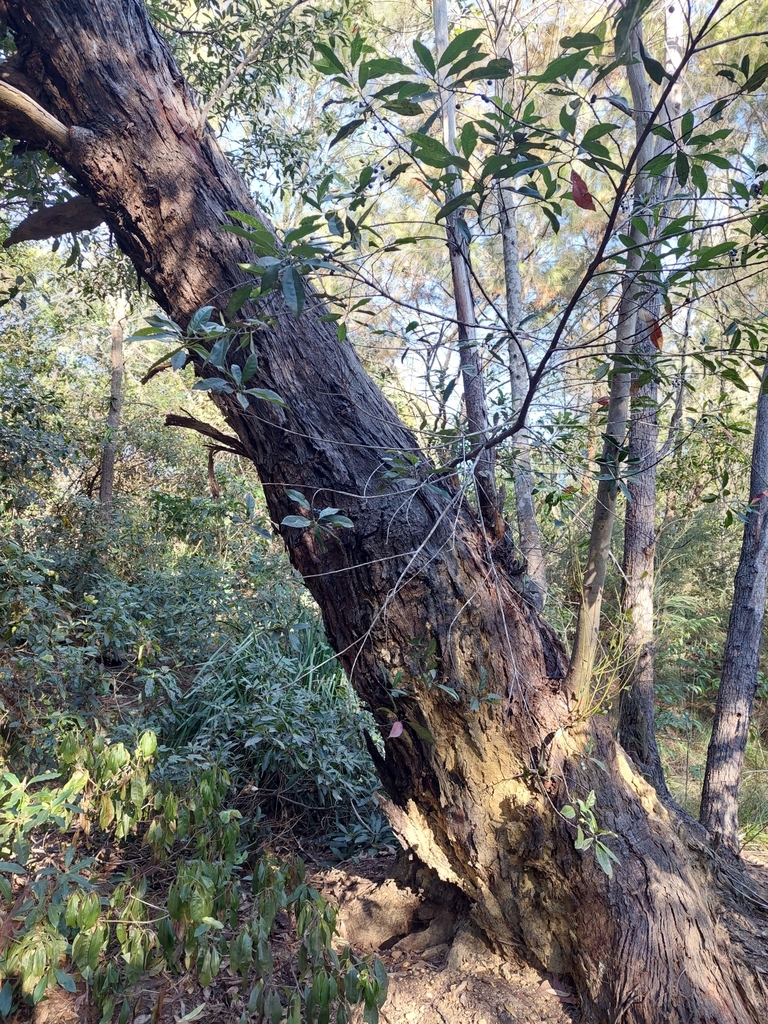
[0,79,70,148]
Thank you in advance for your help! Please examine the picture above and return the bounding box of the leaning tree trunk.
[1,3,766,1022]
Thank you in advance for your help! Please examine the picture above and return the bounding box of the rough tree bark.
[700,363,768,851]
[1,3,767,1022]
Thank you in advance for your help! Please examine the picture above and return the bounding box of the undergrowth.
[0,496,392,1020]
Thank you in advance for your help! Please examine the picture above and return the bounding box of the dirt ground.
[316,852,583,1024]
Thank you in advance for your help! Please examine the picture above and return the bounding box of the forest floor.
[14,847,585,1024]
[12,838,768,1024]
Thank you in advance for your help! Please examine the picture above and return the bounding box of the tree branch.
[197,0,313,129]
[165,411,249,459]
[0,80,70,148]
[3,195,104,247]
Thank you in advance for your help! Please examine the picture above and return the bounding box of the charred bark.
[1,3,766,1021]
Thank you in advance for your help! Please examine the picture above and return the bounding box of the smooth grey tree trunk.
[433,0,500,536]
[617,9,683,799]
[490,0,548,610]
[98,302,126,507]
[700,362,768,851]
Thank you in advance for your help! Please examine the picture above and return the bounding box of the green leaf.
[350,33,363,67]
[541,206,560,234]
[326,212,345,237]
[314,42,345,75]
[330,118,364,148]
[435,191,476,223]
[680,110,694,142]
[138,731,157,758]
[0,981,13,1017]
[559,106,576,135]
[720,366,748,391]
[413,39,435,75]
[241,353,259,384]
[710,97,728,120]
[595,842,614,877]
[560,32,603,49]
[614,0,654,56]
[223,215,279,256]
[607,94,631,116]
[282,266,305,317]
[638,40,668,85]
[582,123,618,143]
[246,387,288,408]
[651,125,674,141]
[459,121,478,159]
[0,861,25,874]
[285,218,321,246]
[32,976,50,1006]
[322,514,354,529]
[530,50,591,83]
[192,377,231,393]
[699,153,732,169]
[382,99,424,116]
[53,969,76,994]
[437,28,484,70]
[226,284,253,316]
[359,58,414,88]
[457,58,513,83]
[410,132,468,171]
[744,61,768,93]
[560,804,576,819]
[282,515,312,528]
[675,151,689,187]
[410,722,436,743]
[642,153,675,177]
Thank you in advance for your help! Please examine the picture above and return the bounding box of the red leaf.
[571,170,595,211]
[388,721,404,739]
[595,395,610,406]
[751,490,768,505]
[650,320,663,350]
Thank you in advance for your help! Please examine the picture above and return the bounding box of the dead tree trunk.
[1,3,766,1021]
